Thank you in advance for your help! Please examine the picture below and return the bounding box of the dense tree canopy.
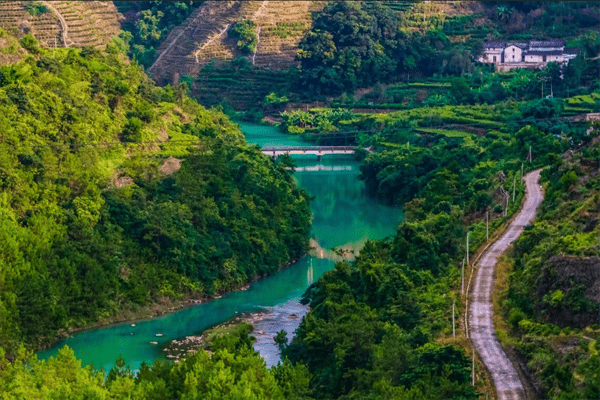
[294,1,481,96]
[0,325,311,399]
[0,32,311,353]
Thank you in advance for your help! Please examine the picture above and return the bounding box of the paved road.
[470,169,543,400]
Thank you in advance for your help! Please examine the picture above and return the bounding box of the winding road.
[40,1,70,47]
[469,169,543,400]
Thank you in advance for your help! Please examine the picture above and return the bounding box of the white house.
[480,41,505,63]
[479,39,578,71]
[504,43,526,63]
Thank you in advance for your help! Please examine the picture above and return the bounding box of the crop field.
[0,1,120,49]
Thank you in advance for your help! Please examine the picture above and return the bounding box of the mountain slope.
[0,1,120,50]
[149,0,325,85]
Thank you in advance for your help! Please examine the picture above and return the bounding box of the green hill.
[0,30,310,352]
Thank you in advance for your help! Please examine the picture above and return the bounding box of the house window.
[493,56,496,62]
[512,55,515,60]
[543,55,547,62]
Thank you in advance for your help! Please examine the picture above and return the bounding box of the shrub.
[509,308,527,328]
[229,20,258,55]
[23,1,47,17]
[19,34,40,54]
[123,117,144,142]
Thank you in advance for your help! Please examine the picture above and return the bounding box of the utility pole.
[521,162,524,180]
[513,173,516,202]
[529,146,532,163]
[472,351,475,386]
[466,232,469,265]
[461,259,465,295]
[486,211,489,242]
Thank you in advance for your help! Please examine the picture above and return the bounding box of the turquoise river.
[39,122,403,370]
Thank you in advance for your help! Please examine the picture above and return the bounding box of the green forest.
[0,31,311,355]
[1,0,600,399]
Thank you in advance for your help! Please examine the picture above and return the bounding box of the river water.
[38,122,402,370]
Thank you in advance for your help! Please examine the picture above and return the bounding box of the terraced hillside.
[194,64,290,110]
[0,1,120,49]
[149,0,326,85]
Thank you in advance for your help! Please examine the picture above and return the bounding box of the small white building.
[504,43,526,63]
[481,41,506,63]
[479,39,578,71]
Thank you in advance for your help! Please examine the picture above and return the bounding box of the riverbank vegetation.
[0,326,311,399]
[0,31,311,355]
[276,83,599,398]
[277,105,547,398]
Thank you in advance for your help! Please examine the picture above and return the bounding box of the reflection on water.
[38,122,402,371]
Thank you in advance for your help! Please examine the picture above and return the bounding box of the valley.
[0,1,599,399]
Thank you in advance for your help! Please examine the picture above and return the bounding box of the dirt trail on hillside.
[40,1,69,47]
[469,169,543,400]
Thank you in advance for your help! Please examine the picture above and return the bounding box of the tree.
[450,77,474,104]
[229,20,258,55]
[274,330,288,354]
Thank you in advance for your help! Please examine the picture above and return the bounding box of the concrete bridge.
[261,146,357,159]
[293,165,354,172]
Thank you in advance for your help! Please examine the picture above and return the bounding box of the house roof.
[564,47,578,55]
[484,41,506,48]
[526,50,564,56]
[508,42,528,49]
[529,39,565,48]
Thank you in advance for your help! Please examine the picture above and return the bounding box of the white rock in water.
[150,341,158,345]
[156,333,164,337]
[131,324,136,327]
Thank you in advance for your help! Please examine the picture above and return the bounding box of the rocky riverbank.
[161,312,273,363]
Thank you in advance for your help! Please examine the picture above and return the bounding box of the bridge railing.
[261,146,357,152]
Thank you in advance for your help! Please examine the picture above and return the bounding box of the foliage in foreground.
[0,326,311,400]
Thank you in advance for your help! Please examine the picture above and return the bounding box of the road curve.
[469,169,543,400]
[40,1,70,47]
